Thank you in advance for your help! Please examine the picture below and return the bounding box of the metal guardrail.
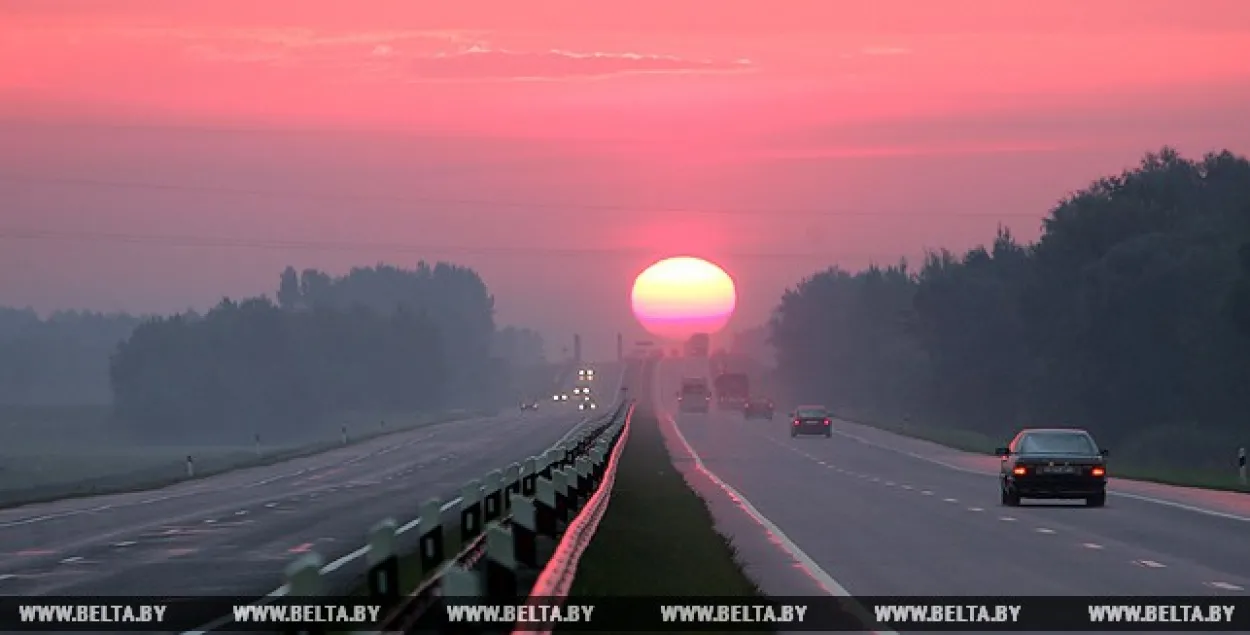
[367,399,634,633]
[238,394,634,634]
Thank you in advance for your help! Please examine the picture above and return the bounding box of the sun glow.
[630,256,737,341]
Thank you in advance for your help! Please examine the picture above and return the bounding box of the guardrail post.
[575,457,593,499]
[483,524,518,597]
[366,518,400,605]
[508,493,539,568]
[284,553,326,635]
[551,469,570,523]
[504,462,522,510]
[185,455,194,478]
[483,469,504,523]
[460,479,485,544]
[417,498,445,573]
[540,450,556,479]
[427,565,483,633]
[534,477,558,537]
[521,457,538,496]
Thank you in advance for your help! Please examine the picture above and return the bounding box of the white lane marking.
[235,510,248,516]
[1082,543,1104,549]
[60,556,84,564]
[1134,559,1166,568]
[967,507,984,512]
[999,516,1017,522]
[1035,528,1056,534]
[869,477,880,482]
[1206,581,1244,591]
[901,485,913,490]
[0,574,14,582]
[920,490,933,496]
[942,498,958,503]
[884,481,895,486]
[112,541,136,547]
[817,461,827,466]
[264,503,277,508]
[203,519,216,524]
[833,428,1250,523]
[665,412,897,635]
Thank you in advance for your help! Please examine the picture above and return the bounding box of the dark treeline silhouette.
[0,308,145,405]
[109,262,527,443]
[770,148,1250,472]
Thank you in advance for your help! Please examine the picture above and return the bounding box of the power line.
[0,172,1043,219]
[0,227,916,261]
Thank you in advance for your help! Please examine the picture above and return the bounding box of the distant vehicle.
[790,405,832,438]
[743,397,774,420]
[684,333,710,358]
[520,400,539,411]
[577,367,596,381]
[714,372,750,410]
[551,393,569,402]
[997,428,1108,507]
[578,398,598,411]
[678,377,711,413]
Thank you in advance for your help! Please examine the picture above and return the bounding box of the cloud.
[404,45,753,81]
[860,47,912,56]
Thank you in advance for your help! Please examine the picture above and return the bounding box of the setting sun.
[630,256,737,341]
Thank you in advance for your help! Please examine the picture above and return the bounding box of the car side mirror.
[1100,449,1109,457]
[994,447,1010,457]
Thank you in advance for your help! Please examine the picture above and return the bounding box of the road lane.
[657,360,1250,597]
[0,364,624,596]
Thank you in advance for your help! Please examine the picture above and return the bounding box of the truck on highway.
[684,333,710,358]
[678,377,711,413]
[713,372,749,410]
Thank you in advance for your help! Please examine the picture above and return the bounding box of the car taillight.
[1091,466,1105,477]
[793,419,800,426]
[1012,466,1027,476]
[823,418,831,426]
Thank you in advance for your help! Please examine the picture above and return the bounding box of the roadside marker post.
[1239,447,1246,486]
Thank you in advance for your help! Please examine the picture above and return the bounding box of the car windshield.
[1019,432,1097,455]
[797,408,826,418]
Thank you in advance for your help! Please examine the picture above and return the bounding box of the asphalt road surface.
[657,359,1250,598]
[0,364,623,597]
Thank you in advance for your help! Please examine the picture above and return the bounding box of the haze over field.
[4,0,1250,358]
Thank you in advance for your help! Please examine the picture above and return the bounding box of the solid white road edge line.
[182,364,626,635]
[832,429,1250,523]
[665,412,899,635]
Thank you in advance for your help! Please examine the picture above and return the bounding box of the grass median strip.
[562,398,772,634]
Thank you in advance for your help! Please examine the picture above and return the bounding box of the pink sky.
[3,0,1250,358]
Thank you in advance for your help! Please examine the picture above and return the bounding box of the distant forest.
[1,262,548,441]
[769,148,1250,470]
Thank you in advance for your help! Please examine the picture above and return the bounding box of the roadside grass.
[0,407,476,510]
[560,396,772,634]
[837,412,1250,494]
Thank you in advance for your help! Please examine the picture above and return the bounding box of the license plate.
[1040,465,1077,474]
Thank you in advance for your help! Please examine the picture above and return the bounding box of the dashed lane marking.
[920,490,933,496]
[901,485,913,490]
[884,481,895,486]
[1206,581,1244,591]
[59,557,84,564]
[1082,543,1104,549]
[999,516,1017,522]
[1134,559,1166,568]
[203,519,216,524]
[0,574,14,582]
[112,541,136,547]
[235,510,248,516]
[967,507,984,512]
[15,549,56,556]
[1035,528,1056,534]
[264,503,277,508]
[942,498,958,503]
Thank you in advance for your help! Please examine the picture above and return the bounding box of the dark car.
[997,428,1108,507]
[520,400,539,411]
[790,405,832,438]
[744,398,774,420]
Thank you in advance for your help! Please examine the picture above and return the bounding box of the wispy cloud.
[404,45,752,81]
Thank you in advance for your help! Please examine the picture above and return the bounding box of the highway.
[656,359,1250,598]
[0,364,623,597]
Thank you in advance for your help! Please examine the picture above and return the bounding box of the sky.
[3,0,1250,359]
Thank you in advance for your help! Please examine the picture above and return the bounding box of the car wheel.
[1086,492,1106,507]
[824,430,832,438]
[1000,486,1020,507]
[790,430,797,438]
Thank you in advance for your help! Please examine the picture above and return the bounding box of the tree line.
[768,148,1250,471]
[0,308,145,405]
[108,262,552,442]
